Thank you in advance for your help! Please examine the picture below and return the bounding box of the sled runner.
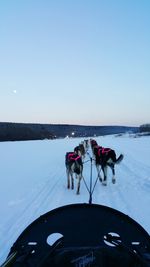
[2,203,150,267]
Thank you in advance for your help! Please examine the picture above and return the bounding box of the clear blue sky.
[0,0,150,126]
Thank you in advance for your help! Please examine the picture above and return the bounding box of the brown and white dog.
[65,149,83,194]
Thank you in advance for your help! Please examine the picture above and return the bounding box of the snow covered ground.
[0,134,150,264]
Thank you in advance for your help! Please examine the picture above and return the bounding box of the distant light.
[71,132,75,136]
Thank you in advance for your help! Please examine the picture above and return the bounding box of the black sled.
[1,203,150,267]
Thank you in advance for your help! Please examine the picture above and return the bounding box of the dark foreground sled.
[1,203,150,267]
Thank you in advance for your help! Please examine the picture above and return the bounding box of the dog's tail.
[115,154,124,164]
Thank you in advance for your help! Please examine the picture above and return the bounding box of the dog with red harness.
[93,144,124,186]
[65,148,83,194]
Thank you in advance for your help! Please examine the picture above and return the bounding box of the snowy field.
[0,134,150,264]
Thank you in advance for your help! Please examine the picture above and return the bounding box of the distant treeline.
[0,122,139,142]
[139,124,150,133]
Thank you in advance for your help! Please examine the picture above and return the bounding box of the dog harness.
[97,146,111,156]
[68,153,81,161]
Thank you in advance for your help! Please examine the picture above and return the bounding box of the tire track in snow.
[117,161,150,223]
[92,155,149,217]
[0,162,66,260]
[121,161,150,193]
[109,182,133,215]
